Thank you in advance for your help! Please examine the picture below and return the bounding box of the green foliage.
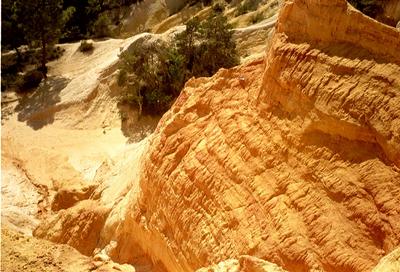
[178,12,239,77]
[118,12,239,116]
[11,0,73,75]
[61,0,99,41]
[1,69,43,93]
[79,40,95,52]
[177,12,239,77]
[47,46,67,61]
[212,2,225,13]
[16,0,64,48]
[249,12,264,24]
[1,0,26,54]
[19,70,44,92]
[118,43,178,114]
[236,0,261,16]
[117,68,128,86]
[2,0,144,46]
[91,12,112,38]
[164,49,186,96]
[1,45,65,92]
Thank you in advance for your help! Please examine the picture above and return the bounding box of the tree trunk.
[138,89,143,118]
[14,47,22,69]
[41,33,47,78]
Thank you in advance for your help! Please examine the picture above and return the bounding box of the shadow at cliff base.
[15,76,70,130]
[117,102,160,143]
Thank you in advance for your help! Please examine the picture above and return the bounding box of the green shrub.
[91,13,112,38]
[118,43,180,115]
[236,0,261,16]
[212,2,225,13]
[79,40,94,52]
[118,12,238,116]
[249,12,264,24]
[143,88,172,114]
[176,12,239,78]
[0,46,64,91]
[47,46,66,61]
[19,70,43,92]
[117,69,128,86]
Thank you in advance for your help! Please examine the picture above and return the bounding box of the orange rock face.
[108,0,400,271]
[34,200,110,256]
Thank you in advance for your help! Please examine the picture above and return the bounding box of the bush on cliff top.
[118,12,239,115]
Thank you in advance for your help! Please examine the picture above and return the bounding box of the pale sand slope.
[1,34,154,272]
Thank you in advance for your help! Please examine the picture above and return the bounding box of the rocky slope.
[1,2,280,270]
[92,0,399,271]
[2,0,400,271]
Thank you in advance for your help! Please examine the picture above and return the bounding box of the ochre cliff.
[30,0,400,271]
[104,0,400,271]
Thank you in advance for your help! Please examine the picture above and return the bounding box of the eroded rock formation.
[25,0,400,271]
[102,0,400,271]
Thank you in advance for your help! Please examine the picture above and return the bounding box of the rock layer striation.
[28,0,400,271]
[107,0,400,271]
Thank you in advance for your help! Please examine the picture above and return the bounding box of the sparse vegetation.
[11,0,74,77]
[19,70,44,92]
[249,12,264,24]
[91,12,112,38]
[1,46,65,92]
[48,46,66,61]
[79,40,95,52]
[176,13,239,78]
[212,2,225,13]
[118,12,239,115]
[2,0,146,49]
[1,67,44,93]
[118,42,180,115]
[236,0,262,16]
[61,0,144,41]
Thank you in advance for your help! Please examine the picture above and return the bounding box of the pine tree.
[15,0,74,77]
[1,0,26,66]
